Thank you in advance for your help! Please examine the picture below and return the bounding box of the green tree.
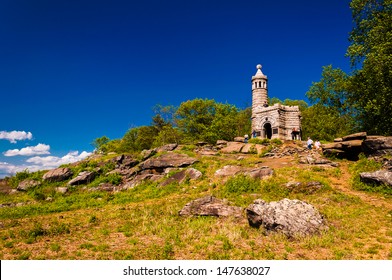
[152,125,183,147]
[92,136,110,152]
[175,98,249,143]
[307,0,392,135]
[121,126,159,152]
[301,104,355,141]
[346,0,392,135]
[306,65,351,114]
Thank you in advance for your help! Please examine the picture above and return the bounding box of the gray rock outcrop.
[160,168,202,187]
[43,167,73,182]
[179,196,243,218]
[214,165,273,180]
[362,137,392,156]
[68,171,95,186]
[246,198,328,238]
[141,152,198,171]
[323,133,392,159]
[360,170,392,187]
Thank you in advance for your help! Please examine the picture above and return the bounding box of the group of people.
[307,137,320,150]
[245,129,321,151]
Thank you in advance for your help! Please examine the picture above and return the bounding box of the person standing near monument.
[314,140,321,150]
[307,137,313,150]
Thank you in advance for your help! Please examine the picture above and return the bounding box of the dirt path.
[329,161,392,211]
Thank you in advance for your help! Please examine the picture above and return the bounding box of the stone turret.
[251,64,301,140]
[252,64,268,114]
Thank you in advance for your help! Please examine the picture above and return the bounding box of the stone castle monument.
[251,64,301,140]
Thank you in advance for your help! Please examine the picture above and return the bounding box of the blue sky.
[0,0,352,177]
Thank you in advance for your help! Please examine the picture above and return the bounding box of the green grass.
[1,149,392,260]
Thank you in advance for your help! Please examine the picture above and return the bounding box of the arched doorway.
[263,123,272,139]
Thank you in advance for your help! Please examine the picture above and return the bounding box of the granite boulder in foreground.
[246,198,328,238]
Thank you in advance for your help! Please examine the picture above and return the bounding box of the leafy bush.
[90,173,123,187]
[249,138,269,145]
[271,138,283,145]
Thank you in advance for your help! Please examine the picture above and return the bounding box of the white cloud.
[0,162,38,177]
[3,143,51,157]
[26,151,92,170]
[0,131,33,143]
[0,151,92,178]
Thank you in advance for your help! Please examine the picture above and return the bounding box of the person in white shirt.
[314,140,321,150]
[307,137,313,150]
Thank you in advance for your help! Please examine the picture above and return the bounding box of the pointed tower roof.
[252,64,267,79]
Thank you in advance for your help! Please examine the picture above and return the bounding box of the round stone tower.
[251,64,268,115]
[251,64,302,140]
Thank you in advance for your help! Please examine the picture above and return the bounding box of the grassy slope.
[0,145,392,260]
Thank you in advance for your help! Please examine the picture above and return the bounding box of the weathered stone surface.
[341,140,363,148]
[362,137,392,156]
[245,167,274,179]
[234,137,245,142]
[215,165,243,177]
[17,179,40,191]
[141,149,157,160]
[179,196,243,218]
[220,142,245,153]
[322,142,343,150]
[121,157,139,168]
[68,171,95,186]
[241,144,257,154]
[156,143,178,152]
[216,140,228,146]
[160,168,202,187]
[43,168,73,182]
[141,152,198,170]
[121,173,163,189]
[342,132,367,141]
[360,170,392,186]
[215,165,273,180]
[384,159,392,171]
[197,149,218,156]
[246,199,328,238]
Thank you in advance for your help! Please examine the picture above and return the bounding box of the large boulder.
[43,167,73,182]
[112,154,139,168]
[220,142,245,153]
[246,199,328,238]
[360,170,392,187]
[362,136,392,156]
[68,171,95,186]
[140,152,198,171]
[179,196,243,218]
[342,132,367,141]
[241,144,264,154]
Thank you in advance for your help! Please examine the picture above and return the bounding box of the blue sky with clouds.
[0,0,352,177]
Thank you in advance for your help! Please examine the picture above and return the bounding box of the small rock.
[179,196,243,218]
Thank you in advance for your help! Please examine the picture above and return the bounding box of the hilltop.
[0,137,392,260]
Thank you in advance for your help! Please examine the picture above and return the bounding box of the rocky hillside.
[0,134,392,260]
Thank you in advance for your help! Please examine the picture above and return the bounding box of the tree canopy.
[307,0,392,136]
